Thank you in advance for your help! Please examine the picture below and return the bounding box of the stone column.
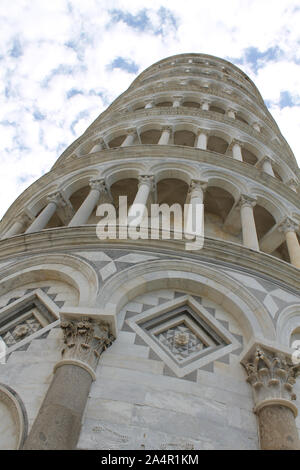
[68,179,107,227]
[185,180,207,237]
[286,179,298,193]
[23,317,114,450]
[128,175,154,226]
[89,138,105,153]
[158,126,172,145]
[201,101,210,111]
[195,129,208,150]
[173,96,182,107]
[239,194,259,250]
[279,218,300,269]
[231,139,244,162]
[257,156,275,177]
[121,129,136,147]
[25,192,64,234]
[253,122,261,132]
[242,344,300,450]
[226,108,236,119]
[1,213,31,239]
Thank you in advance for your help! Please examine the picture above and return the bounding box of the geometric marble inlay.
[127,295,241,378]
[0,289,59,351]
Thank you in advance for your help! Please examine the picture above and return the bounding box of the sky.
[0,0,299,219]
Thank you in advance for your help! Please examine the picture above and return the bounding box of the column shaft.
[121,132,135,147]
[25,201,57,234]
[232,143,243,161]
[240,199,259,250]
[285,230,300,269]
[195,132,208,150]
[23,364,92,450]
[68,188,101,227]
[257,404,300,450]
[128,176,153,226]
[158,128,171,145]
[262,158,275,177]
[1,217,27,239]
[201,101,210,111]
[89,142,103,153]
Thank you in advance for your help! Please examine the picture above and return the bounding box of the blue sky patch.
[109,56,139,74]
[9,37,23,58]
[67,88,84,99]
[109,7,178,36]
[228,46,284,74]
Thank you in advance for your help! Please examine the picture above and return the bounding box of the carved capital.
[60,317,114,374]
[278,217,299,234]
[242,345,300,410]
[189,179,208,195]
[196,128,209,136]
[161,125,172,132]
[286,179,298,191]
[126,128,136,136]
[138,174,155,187]
[16,213,32,226]
[46,191,65,207]
[89,178,106,193]
[239,194,257,208]
[230,138,244,149]
[256,155,272,169]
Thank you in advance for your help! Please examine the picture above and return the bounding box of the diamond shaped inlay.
[158,324,206,361]
[126,295,241,378]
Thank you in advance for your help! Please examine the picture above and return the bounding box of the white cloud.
[0,0,299,220]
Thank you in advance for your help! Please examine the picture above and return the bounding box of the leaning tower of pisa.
[0,53,300,450]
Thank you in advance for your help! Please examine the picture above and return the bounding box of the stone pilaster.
[241,342,300,450]
[23,317,114,450]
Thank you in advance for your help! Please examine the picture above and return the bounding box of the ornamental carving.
[60,318,114,372]
[278,217,299,234]
[89,178,107,193]
[239,194,257,209]
[243,346,300,406]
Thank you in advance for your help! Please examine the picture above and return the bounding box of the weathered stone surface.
[23,364,92,450]
[258,405,300,450]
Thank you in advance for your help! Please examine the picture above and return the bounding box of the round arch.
[98,259,275,341]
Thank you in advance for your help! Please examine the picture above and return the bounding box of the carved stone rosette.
[60,317,114,376]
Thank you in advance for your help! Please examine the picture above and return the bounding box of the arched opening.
[204,186,236,242]
[207,136,228,154]
[173,130,196,147]
[242,148,258,165]
[210,105,225,114]
[140,130,161,145]
[110,178,139,216]
[253,205,276,240]
[235,113,248,124]
[156,178,189,234]
[156,101,172,107]
[108,135,126,148]
[273,169,283,182]
[182,101,200,108]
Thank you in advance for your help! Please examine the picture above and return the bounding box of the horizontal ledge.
[0,226,298,292]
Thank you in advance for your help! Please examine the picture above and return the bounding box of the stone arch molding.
[0,253,98,307]
[0,383,28,449]
[276,304,300,347]
[99,259,275,341]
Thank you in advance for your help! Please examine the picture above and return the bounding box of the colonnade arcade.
[74,123,295,186]
[2,168,300,269]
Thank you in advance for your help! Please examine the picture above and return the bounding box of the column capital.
[59,317,114,379]
[138,174,155,191]
[230,138,244,149]
[46,191,65,207]
[189,179,208,194]
[226,107,236,115]
[241,342,300,415]
[256,155,272,169]
[16,212,32,225]
[278,217,299,234]
[196,128,209,136]
[125,128,136,136]
[286,178,299,191]
[161,125,172,132]
[239,194,257,208]
[89,178,106,192]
